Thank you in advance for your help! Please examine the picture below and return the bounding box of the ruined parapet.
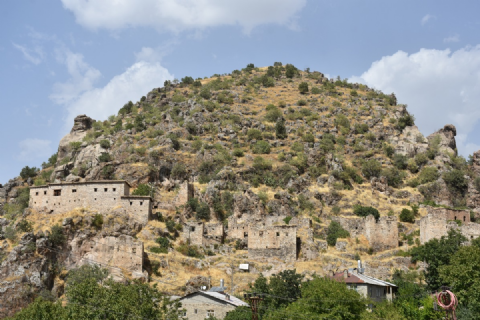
[203,222,225,245]
[364,215,398,251]
[420,207,478,244]
[182,221,204,246]
[248,225,297,262]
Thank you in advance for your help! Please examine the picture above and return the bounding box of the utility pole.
[244,293,264,320]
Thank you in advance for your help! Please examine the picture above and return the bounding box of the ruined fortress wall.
[333,216,366,239]
[420,212,448,244]
[427,207,470,223]
[460,223,480,241]
[248,225,297,261]
[365,215,398,251]
[227,216,249,240]
[30,181,129,213]
[30,181,151,224]
[182,222,204,246]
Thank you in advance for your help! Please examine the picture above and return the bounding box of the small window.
[276,232,280,237]
[182,311,187,317]
[44,191,47,195]
[259,231,264,236]
[35,192,39,196]
[130,202,133,206]
[244,232,248,238]
[194,309,198,314]
[464,216,466,222]
[207,310,215,317]
[94,188,98,192]
[140,202,143,206]
[113,188,116,192]
[286,232,288,236]
[455,216,457,220]
[114,198,116,200]
[191,227,195,232]
[132,248,136,254]
[72,189,77,193]
[104,188,108,192]
[54,190,61,196]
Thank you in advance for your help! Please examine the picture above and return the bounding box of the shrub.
[48,224,66,247]
[20,166,38,179]
[283,216,292,224]
[396,114,415,131]
[132,184,152,196]
[181,76,194,85]
[297,99,307,106]
[382,167,404,188]
[290,153,308,174]
[191,139,203,151]
[393,154,408,170]
[400,209,415,223]
[166,220,176,233]
[69,141,82,152]
[17,219,33,232]
[134,114,146,132]
[291,141,304,154]
[361,159,382,179]
[383,144,395,157]
[335,115,350,130]
[196,202,211,221]
[298,82,309,94]
[415,153,429,167]
[199,88,212,99]
[302,133,315,143]
[265,107,282,122]
[247,129,263,141]
[171,163,187,180]
[311,87,321,94]
[102,165,114,180]
[232,149,244,157]
[278,101,287,108]
[407,158,419,173]
[443,169,468,196]
[119,101,134,114]
[298,194,314,211]
[4,226,17,241]
[418,166,440,185]
[252,141,271,154]
[285,64,298,78]
[326,221,350,246]
[98,152,111,163]
[353,205,380,221]
[99,140,111,149]
[474,177,480,193]
[253,157,272,171]
[92,214,103,229]
[350,90,358,96]
[354,123,369,134]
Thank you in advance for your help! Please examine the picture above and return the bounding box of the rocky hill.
[2,63,480,317]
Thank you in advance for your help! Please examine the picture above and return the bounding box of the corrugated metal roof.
[179,291,249,307]
[331,271,397,287]
[209,286,227,292]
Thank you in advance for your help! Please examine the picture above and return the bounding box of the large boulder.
[57,115,95,163]
[427,124,457,156]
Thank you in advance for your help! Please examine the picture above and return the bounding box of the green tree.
[298,82,309,94]
[263,276,367,320]
[361,159,382,179]
[7,298,66,320]
[443,169,468,196]
[252,141,271,154]
[439,245,480,316]
[223,306,251,320]
[48,224,66,247]
[399,208,415,223]
[353,205,380,221]
[132,183,153,196]
[326,221,350,246]
[20,166,38,179]
[275,118,287,140]
[410,229,466,290]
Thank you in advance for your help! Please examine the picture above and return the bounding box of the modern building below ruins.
[29,180,152,224]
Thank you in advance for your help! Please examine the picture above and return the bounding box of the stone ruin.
[420,207,480,244]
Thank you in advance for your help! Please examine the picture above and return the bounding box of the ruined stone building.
[420,207,480,244]
[248,225,298,261]
[182,222,225,246]
[29,180,152,224]
[333,215,398,251]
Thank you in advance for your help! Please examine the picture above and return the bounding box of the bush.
[335,115,350,130]
[283,216,292,224]
[132,184,152,196]
[275,118,287,139]
[382,167,405,188]
[302,133,315,143]
[92,214,103,229]
[326,221,350,246]
[171,163,187,180]
[98,152,111,162]
[253,157,273,171]
[102,165,114,180]
[232,149,244,157]
[353,205,380,221]
[361,159,382,179]
[443,169,468,196]
[298,82,309,94]
[400,209,415,223]
[418,166,440,185]
[354,123,369,134]
[48,224,66,247]
[4,226,17,241]
[393,154,408,170]
[17,219,33,232]
[247,129,263,140]
[297,99,307,106]
[20,166,38,179]
[396,114,415,131]
[474,177,480,193]
[252,141,271,154]
[407,158,419,173]
[99,140,111,149]
[311,87,321,94]
[383,144,395,157]
[415,153,429,167]
[265,107,282,122]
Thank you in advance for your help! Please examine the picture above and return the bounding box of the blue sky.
[1,0,480,184]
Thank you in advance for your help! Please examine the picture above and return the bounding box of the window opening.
[35,192,39,196]
[94,188,98,192]
[191,227,195,232]
[140,202,143,205]
[72,189,77,193]
[44,191,47,195]
[276,232,280,237]
[104,188,108,192]
[53,190,61,196]
[113,188,116,192]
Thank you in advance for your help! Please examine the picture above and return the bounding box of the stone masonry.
[29,180,152,224]
[334,215,398,251]
[420,207,480,244]
[182,222,225,246]
[248,225,297,261]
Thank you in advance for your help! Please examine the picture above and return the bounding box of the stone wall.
[248,225,297,261]
[183,222,205,246]
[334,215,398,251]
[180,293,238,320]
[29,181,151,224]
[182,222,225,246]
[420,207,480,244]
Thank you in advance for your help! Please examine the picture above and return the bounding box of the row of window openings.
[186,310,214,316]
[36,188,117,196]
[242,231,284,238]
[36,199,143,206]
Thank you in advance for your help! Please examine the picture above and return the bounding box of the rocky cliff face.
[2,64,480,315]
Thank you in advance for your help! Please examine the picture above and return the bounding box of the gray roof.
[354,273,397,287]
[209,286,227,292]
[179,291,249,307]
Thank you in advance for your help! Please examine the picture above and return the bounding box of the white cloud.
[50,48,102,104]
[444,34,460,43]
[12,43,44,65]
[421,14,435,26]
[351,46,480,157]
[51,49,173,132]
[18,139,53,161]
[60,0,307,33]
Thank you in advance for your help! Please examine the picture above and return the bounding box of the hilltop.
[1,62,480,317]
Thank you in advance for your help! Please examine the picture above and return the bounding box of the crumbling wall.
[248,225,297,261]
[203,223,225,245]
[182,222,204,246]
[365,215,398,251]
